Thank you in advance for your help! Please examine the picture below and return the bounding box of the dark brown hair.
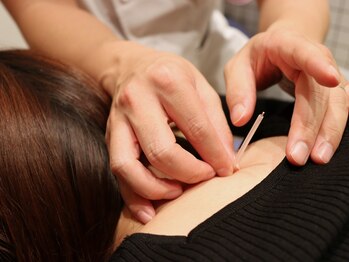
[0,50,122,261]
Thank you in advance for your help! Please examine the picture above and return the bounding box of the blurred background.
[1,1,348,73]
[0,2,27,49]
[225,0,349,71]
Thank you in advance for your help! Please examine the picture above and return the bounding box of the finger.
[152,67,234,176]
[286,72,329,165]
[224,49,257,127]
[268,35,340,87]
[118,179,155,224]
[148,165,172,179]
[311,82,349,164]
[124,89,216,183]
[108,111,183,199]
[194,73,235,161]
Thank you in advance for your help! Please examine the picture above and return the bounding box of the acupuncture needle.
[235,112,265,169]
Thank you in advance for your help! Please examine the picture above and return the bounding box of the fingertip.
[136,208,156,224]
[231,103,246,126]
[216,167,234,177]
[194,138,234,179]
[287,140,310,166]
[230,103,255,127]
[204,165,217,179]
[311,141,334,164]
[225,57,256,127]
[121,185,156,224]
[161,180,183,199]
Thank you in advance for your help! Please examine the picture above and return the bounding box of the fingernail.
[164,189,182,199]
[328,65,340,82]
[137,210,154,224]
[290,141,309,165]
[231,104,246,125]
[317,141,334,164]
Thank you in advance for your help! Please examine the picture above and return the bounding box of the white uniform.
[76,0,249,94]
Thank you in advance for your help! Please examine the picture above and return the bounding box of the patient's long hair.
[0,50,122,261]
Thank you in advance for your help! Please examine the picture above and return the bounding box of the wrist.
[266,19,327,43]
[83,40,155,96]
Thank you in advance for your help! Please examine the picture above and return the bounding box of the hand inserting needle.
[234,112,265,170]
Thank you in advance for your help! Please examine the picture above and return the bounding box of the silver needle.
[235,112,265,169]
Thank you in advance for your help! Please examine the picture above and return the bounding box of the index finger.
[267,34,340,87]
[157,74,235,176]
[124,88,217,184]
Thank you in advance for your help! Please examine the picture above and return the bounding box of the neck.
[114,136,287,247]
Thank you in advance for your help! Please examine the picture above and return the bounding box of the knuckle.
[186,116,209,142]
[110,158,132,178]
[292,113,319,139]
[147,142,174,167]
[262,34,278,57]
[308,84,329,104]
[147,62,180,94]
[116,83,138,110]
[297,119,319,139]
[288,70,301,84]
[323,124,343,140]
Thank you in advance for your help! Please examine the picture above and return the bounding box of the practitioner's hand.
[103,42,234,224]
[224,28,348,166]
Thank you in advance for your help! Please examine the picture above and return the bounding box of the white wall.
[0,2,28,49]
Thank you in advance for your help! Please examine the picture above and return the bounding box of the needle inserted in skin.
[235,112,265,169]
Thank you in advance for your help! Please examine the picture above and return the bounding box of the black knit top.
[110,102,349,262]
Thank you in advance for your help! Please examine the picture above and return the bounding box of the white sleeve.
[225,0,253,5]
